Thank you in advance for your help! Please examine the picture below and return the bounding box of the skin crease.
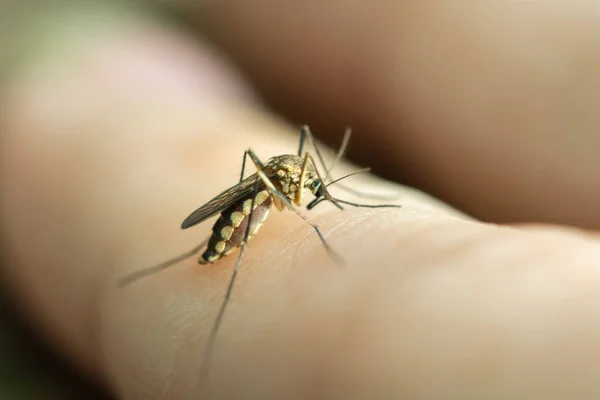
[1,1,600,399]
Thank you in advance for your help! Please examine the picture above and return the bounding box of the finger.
[0,2,451,398]
[7,4,600,400]
[166,0,600,229]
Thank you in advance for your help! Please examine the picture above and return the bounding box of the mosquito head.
[307,180,324,210]
[309,178,325,197]
[307,179,344,211]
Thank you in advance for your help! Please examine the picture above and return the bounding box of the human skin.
[2,1,600,399]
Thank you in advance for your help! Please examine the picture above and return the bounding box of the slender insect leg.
[303,126,400,201]
[296,151,341,211]
[311,126,351,183]
[239,148,249,183]
[295,152,311,206]
[306,163,404,210]
[246,149,344,266]
[306,169,370,210]
[298,125,308,157]
[306,155,403,210]
[300,125,351,184]
[327,127,351,179]
[119,148,256,287]
[304,153,343,210]
[299,124,348,180]
[117,238,209,287]
[201,175,261,371]
[309,126,402,201]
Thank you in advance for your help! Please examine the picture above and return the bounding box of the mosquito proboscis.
[117,125,402,373]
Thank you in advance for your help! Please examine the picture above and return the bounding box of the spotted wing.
[180,173,266,229]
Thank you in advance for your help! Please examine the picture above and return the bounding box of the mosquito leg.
[301,125,351,184]
[300,125,328,179]
[304,127,402,201]
[119,150,255,288]
[246,149,344,266]
[295,152,311,206]
[117,238,209,287]
[239,148,249,183]
[298,125,308,157]
[323,127,351,182]
[305,153,343,210]
[201,177,260,371]
[332,127,351,171]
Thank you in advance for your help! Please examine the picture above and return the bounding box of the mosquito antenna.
[307,167,403,211]
[327,182,402,201]
[304,126,401,201]
[325,166,403,201]
[325,168,372,187]
[117,238,208,287]
[325,127,402,201]
[306,168,370,211]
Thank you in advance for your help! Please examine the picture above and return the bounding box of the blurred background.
[0,294,110,399]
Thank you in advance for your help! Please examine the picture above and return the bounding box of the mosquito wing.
[180,173,266,229]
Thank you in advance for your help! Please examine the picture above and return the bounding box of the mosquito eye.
[314,181,324,197]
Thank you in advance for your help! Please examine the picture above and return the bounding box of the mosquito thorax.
[263,154,319,204]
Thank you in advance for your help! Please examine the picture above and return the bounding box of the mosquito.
[118,125,402,371]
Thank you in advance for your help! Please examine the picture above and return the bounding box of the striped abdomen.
[199,190,272,264]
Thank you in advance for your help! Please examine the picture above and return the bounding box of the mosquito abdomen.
[199,190,273,264]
